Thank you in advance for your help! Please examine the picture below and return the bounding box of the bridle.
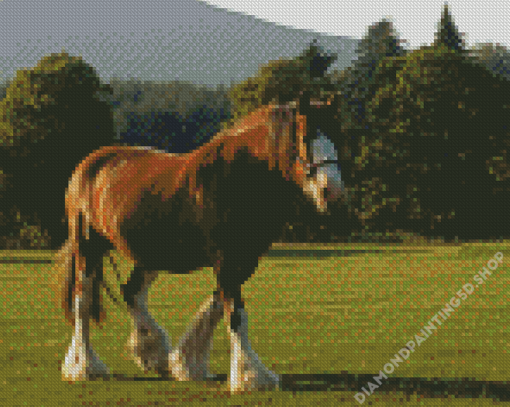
[299,96,340,175]
[304,159,339,176]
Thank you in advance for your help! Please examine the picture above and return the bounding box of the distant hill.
[0,0,360,88]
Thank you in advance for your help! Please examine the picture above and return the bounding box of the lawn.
[0,242,508,405]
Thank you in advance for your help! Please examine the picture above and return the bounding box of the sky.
[204,0,509,50]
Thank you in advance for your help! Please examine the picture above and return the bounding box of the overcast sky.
[204,0,509,50]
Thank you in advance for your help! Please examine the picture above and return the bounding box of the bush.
[0,51,116,249]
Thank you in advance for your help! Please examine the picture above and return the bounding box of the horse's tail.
[54,238,76,326]
[54,147,125,327]
[55,220,123,327]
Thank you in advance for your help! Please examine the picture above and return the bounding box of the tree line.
[0,4,509,249]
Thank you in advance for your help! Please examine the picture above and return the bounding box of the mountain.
[0,0,360,88]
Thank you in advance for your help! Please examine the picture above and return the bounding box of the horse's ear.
[297,90,312,117]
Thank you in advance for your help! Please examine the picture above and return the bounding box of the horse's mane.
[183,103,307,204]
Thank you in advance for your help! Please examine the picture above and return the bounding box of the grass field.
[0,242,508,406]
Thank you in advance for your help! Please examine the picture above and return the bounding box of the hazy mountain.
[0,0,361,88]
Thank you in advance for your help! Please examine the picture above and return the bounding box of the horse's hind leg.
[62,238,110,380]
[121,267,172,376]
[169,290,224,381]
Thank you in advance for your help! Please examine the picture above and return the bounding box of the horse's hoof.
[125,330,171,376]
[62,345,110,381]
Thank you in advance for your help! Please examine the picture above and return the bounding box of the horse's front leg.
[216,260,280,393]
[122,268,172,376]
[227,302,281,393]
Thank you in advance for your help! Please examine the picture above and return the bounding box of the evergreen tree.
[434,3,466,52]
[350,18,407,85]
[341,18,408,127]
[296,39,337,79]
[468,42,510,81]
[338,41,510,240]
[226,40,337,127]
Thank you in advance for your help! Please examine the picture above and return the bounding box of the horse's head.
[300,121,343,214]
[269,100,343,215]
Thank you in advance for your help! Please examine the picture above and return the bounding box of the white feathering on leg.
[229,308,280,393]
[170,293,224,381]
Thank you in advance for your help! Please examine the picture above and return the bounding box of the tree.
[340,18,408,128]
[0,51,116,249]
[433,3,466,52]
[334,41,510,241]
[118,105,229,153]
[295,39,337,79]
[225,40,337,128]
[467,42,510,81]
[350,18,407,84]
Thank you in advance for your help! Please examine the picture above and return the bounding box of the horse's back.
[71,145,187,195]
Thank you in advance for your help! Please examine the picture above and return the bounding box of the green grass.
[0,242,508,405]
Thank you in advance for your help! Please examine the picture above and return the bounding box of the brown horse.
[56,99,342,393]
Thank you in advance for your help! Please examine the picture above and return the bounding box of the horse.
[56,97,343,393]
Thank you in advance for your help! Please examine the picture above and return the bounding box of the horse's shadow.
[108,372,227,382]
[100,372,509,402]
